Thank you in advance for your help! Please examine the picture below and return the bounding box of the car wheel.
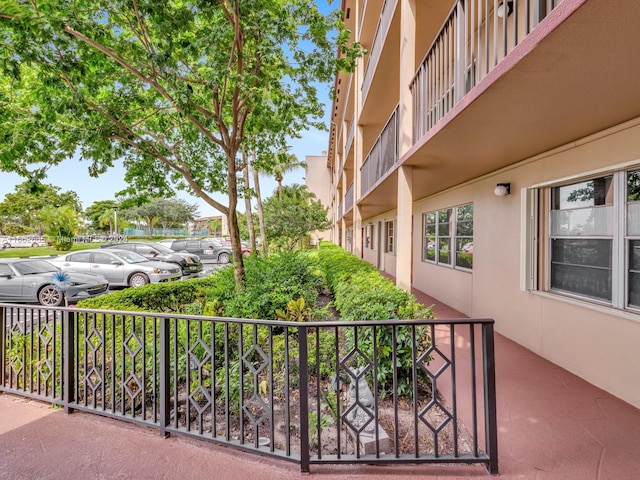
[38,285,64,306]
[129,272,150,288]
[218,252,230,264]
[3,242,10,249]
[242,251,251,257]
[32,242,39,247]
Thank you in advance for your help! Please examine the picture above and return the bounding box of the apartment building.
[312,0,640,409]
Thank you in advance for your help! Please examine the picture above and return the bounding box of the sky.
[0,127,329,218]
[0,1,336,219]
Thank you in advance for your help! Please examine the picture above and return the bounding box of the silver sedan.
[0,258,109,306]
[50,249,182,288]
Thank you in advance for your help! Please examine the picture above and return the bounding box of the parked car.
[1,236,48,249]
[215,238,253,257]
[157,238,178,247]
[168,238,232,263]
[0,258,109,306]
[100,242,203,277]
[50,249,182,288]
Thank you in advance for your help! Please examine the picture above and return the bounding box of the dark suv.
[101,242,203,276]
[169,238,231,264]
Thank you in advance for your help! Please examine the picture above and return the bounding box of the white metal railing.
[345,122,355,157]
[360,106,399,195]
[411,0,564,144]
[345,182,354,213]
[362,0,398,103]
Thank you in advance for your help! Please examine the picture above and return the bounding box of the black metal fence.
[0,303,498,474]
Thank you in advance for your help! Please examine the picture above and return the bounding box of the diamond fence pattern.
[1,304,497,474]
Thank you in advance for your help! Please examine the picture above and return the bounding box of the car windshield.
[12,259,59,275]
[152,243,175,254]
[110,250,149,264]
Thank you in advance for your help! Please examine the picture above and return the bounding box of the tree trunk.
[252,151,268,258]
[226,150,245,289]
[242,152,256,254]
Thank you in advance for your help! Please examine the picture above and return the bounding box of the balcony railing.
[345,122,355,157]
[1,303,498,474]
[360,106,399,195]
[362,0,398,103]
[345,182,354,213]
[411,0,564,143]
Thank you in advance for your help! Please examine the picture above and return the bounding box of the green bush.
[222,251,323,320]
[76,273,231,312]
[317,242,434,396]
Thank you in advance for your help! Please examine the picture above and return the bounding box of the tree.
[0,182,81,233]
[85,200,119,233]
[0,1,364,289]
[123,197,198,239]
[263,184,330,251]
[40,205,81,250]
[265,150,306,198]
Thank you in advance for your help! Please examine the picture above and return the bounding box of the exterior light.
[495,183,511,196]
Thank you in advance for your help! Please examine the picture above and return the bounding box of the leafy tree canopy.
[263,184,330,250]
[85,200,119,232]
[0,181,81,231]
[0,0,363,286]
[123,197,199,238]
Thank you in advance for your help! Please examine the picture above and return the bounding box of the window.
[423,204,473,270]
[385,220,394,254]
[68,252,92,263]
[549,176,613,301]
[94,252,116,264]
[526,167,640,311]
[365,225,372,249]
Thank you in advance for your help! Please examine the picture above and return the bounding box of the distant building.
[305,152,332,244]
[189,215,227,237]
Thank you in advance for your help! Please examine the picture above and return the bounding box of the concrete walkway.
[1,288,640,479]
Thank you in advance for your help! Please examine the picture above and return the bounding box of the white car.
[50,249,182,288]
[0,258,109,306]
[1,236,48,249]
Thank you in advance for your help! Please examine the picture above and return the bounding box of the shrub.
[317,242,434,396]
[222,251,323,320]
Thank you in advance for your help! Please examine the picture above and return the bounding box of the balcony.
[362,0,398,104]
[344,181,354,214]
[360,107,399,196]
[411,0,565,143]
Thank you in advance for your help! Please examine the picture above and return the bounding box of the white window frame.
[522,165,640,313]
[385,220,394,254]
[422,204,473,271]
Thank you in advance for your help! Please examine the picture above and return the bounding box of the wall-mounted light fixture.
[494,183,511,196]
[497,1,514,18]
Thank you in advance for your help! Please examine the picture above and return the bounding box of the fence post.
[63,309,75,414]
[159,316,171,437]
[0,306,5,390]
[298,325,310,473]
[483,322,499,474]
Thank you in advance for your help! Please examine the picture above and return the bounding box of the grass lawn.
[0,242,105,259]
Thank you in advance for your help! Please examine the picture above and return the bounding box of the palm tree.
[269,151,306,198]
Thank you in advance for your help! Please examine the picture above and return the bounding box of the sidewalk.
[1,289,640,479]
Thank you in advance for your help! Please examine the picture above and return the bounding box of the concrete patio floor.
[1,287,640,479]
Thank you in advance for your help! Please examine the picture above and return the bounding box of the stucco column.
[351,3,364,258]
[396,165,413,291]
[399,0,416,157]
[394,0,416,291]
